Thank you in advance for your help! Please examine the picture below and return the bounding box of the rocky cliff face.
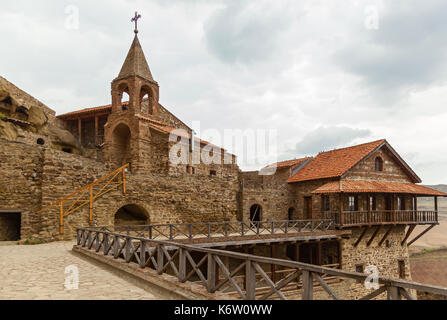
[0,76,83,153]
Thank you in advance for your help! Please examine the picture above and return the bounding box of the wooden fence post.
[245,260,257,300]
[157,245,164,275]
[89,185,93,222]
[207,253,216,293]
[302,270,314,300]
[139,240,146,269]
[179,248,187,283]
[125,237,132,262]
[387,286,402,300]
[103,233,109,255]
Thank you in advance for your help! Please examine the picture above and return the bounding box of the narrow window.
[356,264,365,273]
[349,196,358,211]
[398,260,406,279]
[62,148,72,154]
[375,157,384,171]
[210,170,217,176]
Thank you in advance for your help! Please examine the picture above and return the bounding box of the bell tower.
[111,12,159,116]
[104,12,158,171]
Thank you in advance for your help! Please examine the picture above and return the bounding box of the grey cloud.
[282,126,372,159]
[334,0,447,100]
[203,0,298,64]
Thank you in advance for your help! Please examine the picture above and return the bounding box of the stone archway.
[111,123,131,166]
[114,204,150,226]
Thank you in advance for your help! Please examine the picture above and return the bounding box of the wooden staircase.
[38,163,129,234]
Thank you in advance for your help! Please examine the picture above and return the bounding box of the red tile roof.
[57,103,115,119]
[311,180,447,196]
[264,157,313,170]
[287,139,386,183]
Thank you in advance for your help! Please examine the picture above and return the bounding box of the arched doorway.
[114,204,149,226]
[112,123,131,166]
[249,204,262,224]
[288,207,296,221]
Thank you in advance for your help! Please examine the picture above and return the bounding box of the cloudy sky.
[1,0,447,183]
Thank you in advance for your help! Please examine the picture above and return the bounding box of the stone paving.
[0,241,167,300]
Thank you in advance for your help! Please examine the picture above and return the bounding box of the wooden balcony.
[323,210,438,228]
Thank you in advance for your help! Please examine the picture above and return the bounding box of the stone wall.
[344,148,412,183]
[240,168,297,222]
[0,139,44,239]
[333,225,413,299]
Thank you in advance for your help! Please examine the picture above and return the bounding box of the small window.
[37,138,45,145]
[356,264,365,273]
[62,148,72,154]
[348,196,358,211]
[375,157,384,171]
[356,264,365,283]
[210,170,217,176]
[398,260,406,279]
[322,195,330,212]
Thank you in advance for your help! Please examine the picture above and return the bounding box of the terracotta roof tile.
[287,139,386,183]
[311,180,447,196]
[264,157,313,170]
[57,103,115,118]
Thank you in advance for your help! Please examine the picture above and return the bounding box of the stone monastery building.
[1,26,446,287]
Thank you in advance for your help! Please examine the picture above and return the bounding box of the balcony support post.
[435,196,438,212]
[401,225,416,246]
[408,225,435,246]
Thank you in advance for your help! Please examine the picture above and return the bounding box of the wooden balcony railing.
[327,210,439,227]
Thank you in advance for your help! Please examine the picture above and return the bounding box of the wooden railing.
[90,219,336,241]
[328,210,438,227]
[37,164,129,234]
[76,227,447,300]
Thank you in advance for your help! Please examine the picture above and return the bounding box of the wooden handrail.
[334,210,439,227]
[76,227,447,300]
[38,163,129,234]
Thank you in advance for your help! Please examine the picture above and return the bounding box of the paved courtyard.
[0,241,167,300]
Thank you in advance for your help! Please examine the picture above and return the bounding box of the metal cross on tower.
[131,11,142,34]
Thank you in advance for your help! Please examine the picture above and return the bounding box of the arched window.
[250,204,262,224]
[139,85,155,114]
[375,157,383,171]
[117,83,130,111]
